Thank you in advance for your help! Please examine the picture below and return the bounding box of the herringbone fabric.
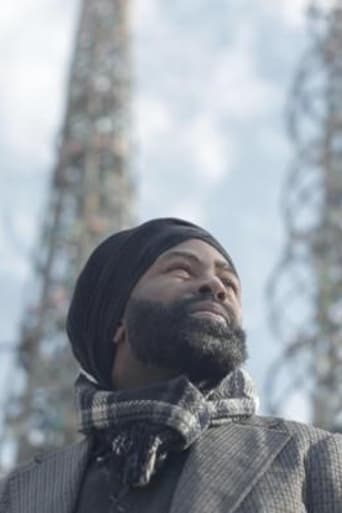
[236,420,342,513]
[0,438,91,513]
[1,417,342,513]
[0,477,9,512]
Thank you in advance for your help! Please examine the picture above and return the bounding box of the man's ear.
[113,322,126,346]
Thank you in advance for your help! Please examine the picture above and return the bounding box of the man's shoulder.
[242,413,336,434]
[238,414,342,451]
[0,436,91,482]
[0,437,92,512]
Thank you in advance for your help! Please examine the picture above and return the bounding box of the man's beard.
[124,294,248,386]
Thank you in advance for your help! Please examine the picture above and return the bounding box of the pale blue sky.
[0,0,315,422]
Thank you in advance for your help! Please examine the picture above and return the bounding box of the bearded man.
[1,218,342,513]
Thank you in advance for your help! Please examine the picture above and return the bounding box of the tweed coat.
[1,415,342,513]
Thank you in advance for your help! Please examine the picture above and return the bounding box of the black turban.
[66,217,237,388]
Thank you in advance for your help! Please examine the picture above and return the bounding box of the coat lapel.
[170,420,291,513]
[10,437,92,513]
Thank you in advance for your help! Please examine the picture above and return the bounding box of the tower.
[267,0,342,431]
[2,0,134,465]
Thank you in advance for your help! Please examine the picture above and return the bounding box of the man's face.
[121,239,247,385]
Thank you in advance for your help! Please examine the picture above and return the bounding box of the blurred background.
[1,0,341,471]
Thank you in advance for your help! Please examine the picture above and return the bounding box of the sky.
[0,0,318,425]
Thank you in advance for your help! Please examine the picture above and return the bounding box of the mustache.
[176,294,237,325]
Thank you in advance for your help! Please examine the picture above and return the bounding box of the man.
[1,217,342,512]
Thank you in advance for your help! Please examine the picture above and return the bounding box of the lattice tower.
[266,0,342,431]
[2,0,134,465]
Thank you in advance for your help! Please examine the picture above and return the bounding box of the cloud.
[134,14,279,204]
[0,206,36,279]
[134,95,173,149]
[0,3,36,29]
[265,0,335,28]
[0,237,30,280]
[206,26,279,119]
[183,116,234,185]
[132,4,283,231]
[0,0,78,166]
[132,0,161,31]
[134,95,235,188]
[262,0,309,27]
[282,390,310,422]
[167,200,207,225]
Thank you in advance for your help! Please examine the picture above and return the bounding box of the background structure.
[267,0,342,432]
[1,0,134,465]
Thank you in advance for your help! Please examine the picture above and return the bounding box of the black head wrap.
[66,217,238,388]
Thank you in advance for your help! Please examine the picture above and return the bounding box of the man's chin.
[175,324,248,382]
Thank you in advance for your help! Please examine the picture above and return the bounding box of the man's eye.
[166,264,191,275]
[221,277,237,292]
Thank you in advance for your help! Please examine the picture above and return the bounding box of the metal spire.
[267,0,342,431]
[2,0,135,466]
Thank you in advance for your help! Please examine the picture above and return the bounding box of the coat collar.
[9,419,291,513]
[170,419,291,513]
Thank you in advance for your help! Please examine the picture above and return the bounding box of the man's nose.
[197,275,227,302]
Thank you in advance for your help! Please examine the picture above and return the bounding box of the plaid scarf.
[75,369,257,487]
